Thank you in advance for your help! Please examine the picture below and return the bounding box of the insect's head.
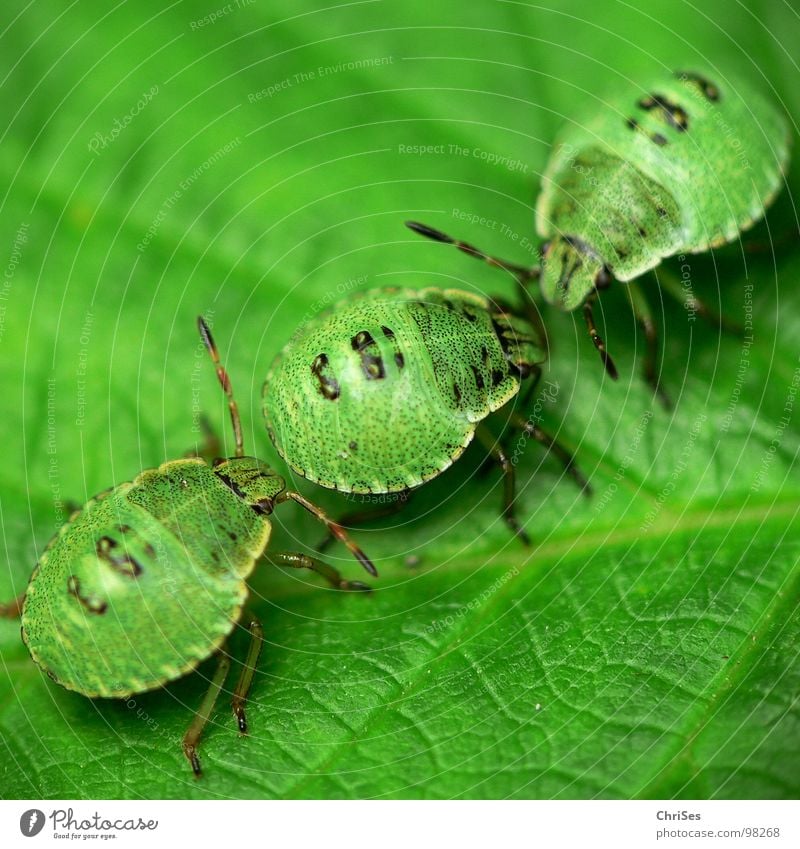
[539,235,605,312]
[212,457,286,514]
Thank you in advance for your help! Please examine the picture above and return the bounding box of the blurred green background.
[0,0,799,799]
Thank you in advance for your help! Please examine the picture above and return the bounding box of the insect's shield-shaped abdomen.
[540,237,603,311]
[213,457,285,512]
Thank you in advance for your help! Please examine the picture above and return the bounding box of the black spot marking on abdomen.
[626,116,671,146]
[96,535,143,578]
[675,71,720,101]
[67,575,107,614]
[352,330,386,380]
[638,93,689,131]
[311,353,341,400]
[117,523,156,558]
[380,325,405,370]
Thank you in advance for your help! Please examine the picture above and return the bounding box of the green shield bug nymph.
[408,69,790,402]
[263,287,590,544]
[0,317,375,777]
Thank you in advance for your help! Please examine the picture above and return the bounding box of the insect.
[0,317,374,777]
[407,69,790,401]
[263,287,590,544]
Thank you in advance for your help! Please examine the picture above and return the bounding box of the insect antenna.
[406,220,539,284]
[197,316,244,458]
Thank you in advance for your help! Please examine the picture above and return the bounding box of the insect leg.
[182,650,232,778]
[0,591,25,618]
[583,297,619,379]
[742,227,795,255]
[656,268,743,334]
[475,424,531,546]
[507,412,592,495]
[625,281,672,409]
[230,618,264,735]
[266,552,371,592]
[276,490,377,577]
[316,492,413,553]
[473,366,540,480]
[406,221,540,284]
[518,364,543,406]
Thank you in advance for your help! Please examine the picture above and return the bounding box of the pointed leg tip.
[342,580,372,593]
[406,220,448,243]
[185,747,203,778]
[356,551,378,577]
[592,343,618,381]
[648,379,673,411]
[508,522,531,547]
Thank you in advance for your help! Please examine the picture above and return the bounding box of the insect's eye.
[594,267,613,290]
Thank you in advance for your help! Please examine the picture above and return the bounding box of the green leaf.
[1,0,798,799]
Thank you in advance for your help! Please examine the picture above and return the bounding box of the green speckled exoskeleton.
[0,317,374,777]
[407,69,790,403]
[264,287,590,545]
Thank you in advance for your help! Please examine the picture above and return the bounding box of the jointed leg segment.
[507,413,591,494]
[656,267,743,335]
[276,490,377,577]
[583,297,619,379]
[183,651,232,778]
[231,618,264,735]
[626,281,672,409]
[316,493,413,553]
[475,424,530,545]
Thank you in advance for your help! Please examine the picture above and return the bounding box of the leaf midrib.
[3,492,799,609]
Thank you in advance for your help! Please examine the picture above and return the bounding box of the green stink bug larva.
[0,317,375,777]
[263,286,590,544]
[407,68,790,402]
